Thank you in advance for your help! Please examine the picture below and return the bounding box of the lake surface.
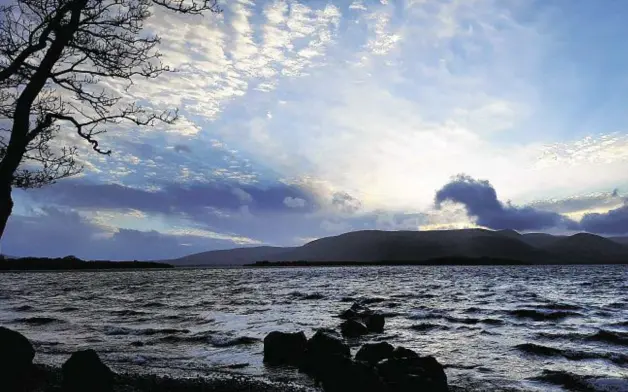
[1,265,627,391]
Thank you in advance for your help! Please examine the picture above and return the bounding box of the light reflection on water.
[0,265,626,391]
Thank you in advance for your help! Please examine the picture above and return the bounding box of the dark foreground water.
[1,265,627,391]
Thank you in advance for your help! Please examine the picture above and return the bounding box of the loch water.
[0,265,627,391]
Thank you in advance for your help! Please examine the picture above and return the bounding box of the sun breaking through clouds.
[6,0,628,259]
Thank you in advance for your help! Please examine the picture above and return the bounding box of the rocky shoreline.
[2,300,575,392]
[1,301,461,392]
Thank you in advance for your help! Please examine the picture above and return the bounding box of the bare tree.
[0,0,220,239]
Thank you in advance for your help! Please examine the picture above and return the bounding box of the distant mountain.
[168,246,295,266]
[609,236,628,246]
[545,233,628,263]
[271,229,553,263]
[168,229,628,266]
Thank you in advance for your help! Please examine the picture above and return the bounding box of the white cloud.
[349,1,367,11]
[283,196,307,208]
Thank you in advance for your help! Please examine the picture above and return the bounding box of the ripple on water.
[0,264,626,391]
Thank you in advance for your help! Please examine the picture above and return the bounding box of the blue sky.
[5,0,628,260]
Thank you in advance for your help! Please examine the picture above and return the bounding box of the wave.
[141,302,166,308]
[110,309,148,316]
[410,323,449,331]
[211,336,260,348]
[507,309,582,321]
[14,317,63,325]
[443,316,504,326]
[536,302,582,311]
[288,291,325,300]
[356,296,388,305]
[516,343,628,365]
[11,305,33,312]
[536,329,628,346]
[159,332,259,347]
[607,301,627,310]
[532,370,628,392]
[444,316,481,324]
[587,330,628,346]
[103,326,190,336]
[58,306,80,313]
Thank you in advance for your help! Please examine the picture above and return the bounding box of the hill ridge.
[167,229,628,266]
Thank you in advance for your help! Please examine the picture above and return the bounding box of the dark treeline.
[0,256,173,271]
[248,256,533,267]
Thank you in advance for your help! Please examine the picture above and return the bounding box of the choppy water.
[1,265,627,391]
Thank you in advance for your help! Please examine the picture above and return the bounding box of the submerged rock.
[263,331,307,366]
[62,349,114,392]
[338,302,386,335]
[0,327,35,389]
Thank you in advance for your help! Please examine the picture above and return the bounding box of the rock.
[365,313,385,333]
[339,308,358,319]
[315,353,387,392]
[62,349,114,392]
[355,342,394,365]
[340,319,369,338]
[376,355,448,392]
[0,327,35,389]
[263,331,307,366]
[300,329,350,378]
[337,302,386,334]
[306,329,350,359]
[392,346,420,359]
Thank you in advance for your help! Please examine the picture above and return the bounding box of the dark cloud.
[580,205,628,235]
[435,174,576,231]
[529,191,623,214]
[22,179,319,218]
[2,207,249,260]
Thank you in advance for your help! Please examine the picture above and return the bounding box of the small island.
[0,255,173,271]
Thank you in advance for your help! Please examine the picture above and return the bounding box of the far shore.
[245,256,628,267]
[0,256,173,271]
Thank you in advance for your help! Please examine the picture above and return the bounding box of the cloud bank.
[435,175,628,235]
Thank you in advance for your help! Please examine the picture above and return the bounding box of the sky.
[5,0,628,260]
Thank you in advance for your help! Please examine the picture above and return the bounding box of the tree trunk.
[0,181,13,245]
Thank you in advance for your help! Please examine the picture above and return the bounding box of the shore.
[0,256,173,271]
[27,364,320,392]
[26,364,523,392]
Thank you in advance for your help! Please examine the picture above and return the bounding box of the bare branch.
[0,0,217,195]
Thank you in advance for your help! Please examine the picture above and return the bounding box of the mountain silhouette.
[167,229,628,266]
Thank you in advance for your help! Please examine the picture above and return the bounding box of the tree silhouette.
[0,0,219,239]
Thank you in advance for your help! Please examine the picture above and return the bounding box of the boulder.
[355,342,394,365]
[300,329,350,378]
[263,331,307,366]
[365,313,385,333]
[376,355,448,392]
[315,353,387,392]
[62,349,114,392]
[337,302,386,334]
[340,319,368,338]
[0,327,35,389]
[306,329,350,359]
[339,308,358,320]
[392,346,420,359]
